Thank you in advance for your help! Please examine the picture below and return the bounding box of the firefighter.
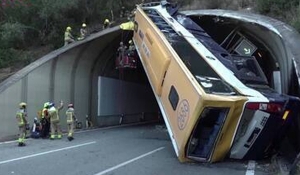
[66,103,77,141]
[40,102,50,138]
[16,102,28,146]
[103,19,110,29]
[48,101,64,140]
[127,39,137,68]
[78,23,87,40]
[128,40,135,53]
[117,41,127,57]
[117,41,127,67]
[64,26,75,46]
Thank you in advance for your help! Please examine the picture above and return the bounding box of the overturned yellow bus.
[132,2,300,163]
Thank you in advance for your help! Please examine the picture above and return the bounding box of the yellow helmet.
[129,40,133,44]
[104,19,110,24]
[82,23,86,27]
[19,102,27,108]
[66,26,72,31]
[43,102,50,108]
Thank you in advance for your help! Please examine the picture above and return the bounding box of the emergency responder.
[16,102,28,146]
[31,117,41,139]
[117,41,127,66]
[127,40,137,67]
[48,101,64,140]
[103,19,110,29]
[117,41,127,57]
[78,23,87,40]
[40,102,50,138]
[128,40,135,53]
[64,26,75,46]
[66,103,77,141]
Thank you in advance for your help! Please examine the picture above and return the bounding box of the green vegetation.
[256,0,300,31]
[0,0,140,69]
[0,0,299,69]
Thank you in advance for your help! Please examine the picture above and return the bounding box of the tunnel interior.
[92,29,161,127]
[101,31,149,84]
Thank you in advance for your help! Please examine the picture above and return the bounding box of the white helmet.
[19,102,27,109]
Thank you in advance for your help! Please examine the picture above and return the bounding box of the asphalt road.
[0,124,274,175]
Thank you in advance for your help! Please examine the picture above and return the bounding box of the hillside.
[0,0,299,82]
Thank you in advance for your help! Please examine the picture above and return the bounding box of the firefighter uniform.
[16,102,27,146]
[78,23,87,40]
[103,19,110,29]
[66,104,76,141]
[40,102,50,138]
[48,102,64,139]
[64,26,75,46]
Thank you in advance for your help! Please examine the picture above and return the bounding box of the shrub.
[0,48,19,68]
[0,48,36,69]
[0,22,27,49]
[291,16,300,33]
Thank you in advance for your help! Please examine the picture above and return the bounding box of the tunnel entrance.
[95,30,162,127]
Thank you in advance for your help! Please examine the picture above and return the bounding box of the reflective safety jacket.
[80,28,87,38]
[64,31,73,41]
[48,106,59,122]
[128,44,135,51]
[66,108,75,124]
[16,109,26,127]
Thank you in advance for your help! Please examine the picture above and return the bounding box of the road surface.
[0,124,273,175]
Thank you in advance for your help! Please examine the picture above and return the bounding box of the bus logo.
[177,99,189,130]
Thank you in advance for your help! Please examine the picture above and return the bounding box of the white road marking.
[94,147,165,175]
[0,140,17,145]
[246,160,256,175]
[0,141,96,165]
[0,121,157,145]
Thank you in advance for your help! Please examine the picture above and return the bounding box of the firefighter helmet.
[19,102,27,108]
[104,19,110,24]
[49,102,55,107]
[43,102,50,108]
[68,103,74,108]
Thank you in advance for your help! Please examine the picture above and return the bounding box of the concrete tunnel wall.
[0,26,159,141]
